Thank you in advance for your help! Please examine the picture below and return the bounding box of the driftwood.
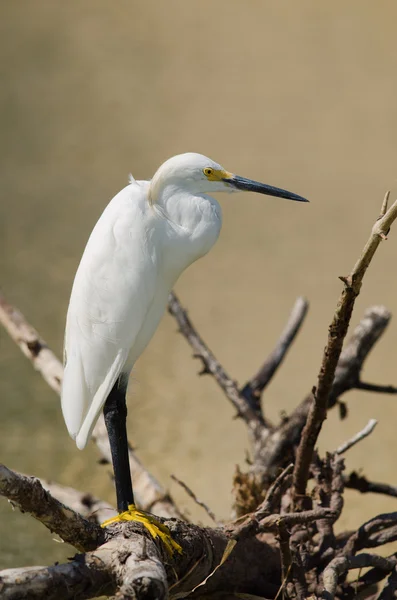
[1,193,397,599]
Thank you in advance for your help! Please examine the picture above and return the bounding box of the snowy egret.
[61,152,307,538]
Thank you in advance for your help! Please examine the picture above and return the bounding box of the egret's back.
[62,181,160,449]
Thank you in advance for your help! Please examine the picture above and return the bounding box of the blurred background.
[1,0,397,568]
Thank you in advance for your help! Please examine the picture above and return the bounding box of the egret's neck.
[151,183,221,234]
[149,182,222,274]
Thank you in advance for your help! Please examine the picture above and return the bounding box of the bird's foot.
[101,504,182,555]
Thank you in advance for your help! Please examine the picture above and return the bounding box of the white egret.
[61,152,307,543]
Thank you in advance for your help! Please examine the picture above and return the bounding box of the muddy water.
[1,1,397,568]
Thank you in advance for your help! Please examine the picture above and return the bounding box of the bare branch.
[0,463,104,552]
[0,560,113,600]
[335,419,378,455]
[330,305,392,403]
[259,508,336,533]
[356,381,397,394]
[0,292,62,394]
[0,290,182,520]
[292,198,397,506]
[0,519,282,600]
[240,297,308,408]
[40,478,116,525]
[253,305,392,480]
[232,464,294,540]
[322,553,396,600]
[168,291,265,438]
[343,512,397,556]
[312,454,345,558]
[170,473,217,524]
[344,472,397,498]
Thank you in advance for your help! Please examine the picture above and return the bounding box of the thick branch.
[0,464,104,552]
[0,290,182,520]
[292,198,397,505]
[0,520,281,600]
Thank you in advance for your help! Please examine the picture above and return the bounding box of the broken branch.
[292,197,397,506]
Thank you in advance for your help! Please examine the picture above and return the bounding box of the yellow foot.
[101,504,182,555]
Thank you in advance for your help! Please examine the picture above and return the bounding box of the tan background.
[1,1,397,568]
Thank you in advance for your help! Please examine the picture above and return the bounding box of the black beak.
[223,175,309,203]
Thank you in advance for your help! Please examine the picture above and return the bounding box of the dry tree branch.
[356,381,397,394]
[292,195,397,506]
[0,519,282,600]
[343,472,397,498]
[0,290,182,520]
[322,553,397,600]
[39,478,116,525]
[231,464,294,541]
[240,296,308,411]
[0,464,104,552]
[335,418,378,455]
[168,291,265,437]
[170,473,218,524]
[253,305,392,480]
[343,512,397,556]
[340,552,397,600]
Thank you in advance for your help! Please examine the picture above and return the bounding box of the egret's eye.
[203,167,213,177]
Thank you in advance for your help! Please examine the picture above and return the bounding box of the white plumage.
[61,152,307,450]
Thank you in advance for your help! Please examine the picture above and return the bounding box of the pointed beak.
[223,174,309,203]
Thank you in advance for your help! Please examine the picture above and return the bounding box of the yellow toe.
[101,504,182,555]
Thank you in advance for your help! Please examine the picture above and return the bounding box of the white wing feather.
[61,181,157,449]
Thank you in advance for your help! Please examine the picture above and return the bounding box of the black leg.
[103,375,134,512]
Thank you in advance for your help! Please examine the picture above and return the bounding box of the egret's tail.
[61,355,86,442]
[61,350,128,450]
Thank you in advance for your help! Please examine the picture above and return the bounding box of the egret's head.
[150,152,308,203]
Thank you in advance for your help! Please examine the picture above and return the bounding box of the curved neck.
[150,181,218,232]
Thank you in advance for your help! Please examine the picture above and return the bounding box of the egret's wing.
[61,181,156,449]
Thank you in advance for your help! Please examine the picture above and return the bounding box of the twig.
[344,512,397,556]
[254,305,392,479]
[259,507,336,533]
[322,553,396,600]
[231,464,293,540]
[330,305,392,403]
[240,297,308,409]
[344,472,397,498]
[170,474,217,524]
[292,197,397,506]
[0,463,104,552]
[0,290,182,520]
[168,292,265,438]
[356,381,397,394]
[335,419,378,455]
